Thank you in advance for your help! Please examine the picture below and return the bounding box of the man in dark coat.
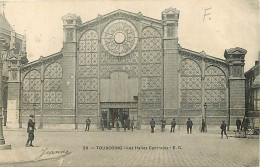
[123,120,127,132]
[242,117,249,137]
[220,120,228,139]
[131,120,134,131]
[161,118,166,132]
[236,118,241,132]
[85,117,91,131]
[170,118,176,133]
[25,115,35,147]
[201,119,206,133]
[127,118,131,130]
[150,118,155,133]
[116,119,120,132]
[186,118,193,134]
[101,119,104,131]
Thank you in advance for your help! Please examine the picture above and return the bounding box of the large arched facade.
[5,8,246,129]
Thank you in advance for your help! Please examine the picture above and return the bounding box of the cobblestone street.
[2,129,259,167]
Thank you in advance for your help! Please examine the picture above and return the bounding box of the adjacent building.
[245,53,260,118]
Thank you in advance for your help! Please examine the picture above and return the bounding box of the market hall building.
[0,8,247,129]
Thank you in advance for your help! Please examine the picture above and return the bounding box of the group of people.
[25,115,251,147]
[149,117,230,139]
[236,117,250,137]
[86,117,135,132]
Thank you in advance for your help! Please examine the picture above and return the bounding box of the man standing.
[236,118,241,132]
[131,120,134,131]
[127,118,131,130]
[150,118,155,133]
[220,120,228,139]
[116,119,120,132]
[101,119,104,131]
[201,119,206,133]
[161,118,166,132]
[242,117,249,137]
[170,118,176,133]
[124,120,127,132]
[25,115,35,147]
[85,117,91,131]
[186,118,193,134]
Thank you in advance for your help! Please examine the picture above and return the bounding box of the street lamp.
[204,103,207,132]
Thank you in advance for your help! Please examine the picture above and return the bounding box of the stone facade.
[0,9,250,129]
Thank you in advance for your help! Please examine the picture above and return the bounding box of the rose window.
[101,20,138,56]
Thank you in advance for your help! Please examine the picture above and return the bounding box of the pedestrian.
[108,119,112,130]
[131,120,134,131]
[85,117,91,131]
[220,120,228,139]
[170,118,176,133]
[242,117,249,137]
[25,115,35,147]
[161,118,166,132]
[186,118,193,134]
[236,118,241,132]
[116,119,120,132]
[127,118,131,130]
[201,119,206,133]
[124,120,127,132]
[101,119,104,131]
[150,118,155,133]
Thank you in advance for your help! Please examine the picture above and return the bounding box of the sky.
[1,0,259,71]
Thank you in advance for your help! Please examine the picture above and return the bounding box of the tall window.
[22,70,41,115]
[180,59,201,115]
[141,27,162,116]
[43,62,62,109]
[205,66,227,115]
[78,30,98,115]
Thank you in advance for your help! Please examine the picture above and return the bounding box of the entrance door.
[109,108,129,128]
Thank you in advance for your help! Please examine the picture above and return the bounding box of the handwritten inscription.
[35,148,72,160]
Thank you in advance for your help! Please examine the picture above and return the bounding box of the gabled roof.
[79,9,162,30]
[178,45,227,66]
[0,13,13,31]
[21,52,63,71]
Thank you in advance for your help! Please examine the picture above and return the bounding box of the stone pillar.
[224,47,247,128]
[61,14,81,129]
[6,32,22,128]
[162,8,180,122]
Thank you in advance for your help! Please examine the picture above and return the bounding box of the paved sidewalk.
[1,129,259,167]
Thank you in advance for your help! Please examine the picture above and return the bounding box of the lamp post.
[204,103,207,132]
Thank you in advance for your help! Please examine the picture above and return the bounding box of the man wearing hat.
[25,115,36,147]
[85,117,91,131]
[170,118,176,133]
[220,120,228,139]
[186,118,193,134]
[150,118,156,133]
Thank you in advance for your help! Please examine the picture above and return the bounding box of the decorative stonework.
[180,59,201,112]
[101,19,138,57]
[225,47,247,55]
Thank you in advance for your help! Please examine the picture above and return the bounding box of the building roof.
[0,13,13,31]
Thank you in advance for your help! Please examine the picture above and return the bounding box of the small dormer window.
[66,20,73,25]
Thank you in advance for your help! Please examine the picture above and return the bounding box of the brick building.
[0,8,248,129]
[245,53,260,117]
